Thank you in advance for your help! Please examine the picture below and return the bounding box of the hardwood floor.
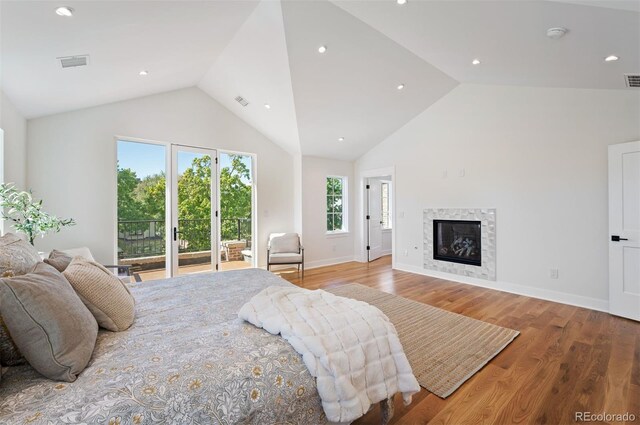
[278,256,640,425]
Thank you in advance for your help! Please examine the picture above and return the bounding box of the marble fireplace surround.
[424,208,496,281]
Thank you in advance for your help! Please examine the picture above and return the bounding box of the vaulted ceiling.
[1,0,638,160]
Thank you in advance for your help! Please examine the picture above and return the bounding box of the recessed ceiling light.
[55,6,74,17]
[546,27,568,40]
[397,83,405,90]
[605,55,619,62]
[139,70,149,76]
[264,103,271,109]
[338,137,345,142]
[397,0,407,4]
[472,58,481,65]
[318,45,327,54]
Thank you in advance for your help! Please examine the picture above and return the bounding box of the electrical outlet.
[403,249,409,257]
[550,268,559,279]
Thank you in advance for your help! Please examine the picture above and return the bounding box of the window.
[381,182,391,229]
[327,176,347,233]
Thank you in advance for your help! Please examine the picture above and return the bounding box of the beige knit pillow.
[63,257,135,332]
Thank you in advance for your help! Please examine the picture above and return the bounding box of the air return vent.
[234,96,249,107]
[624,74,640,88]
[58,55,89,68]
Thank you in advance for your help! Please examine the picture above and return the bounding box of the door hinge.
[366,245,370,250]
[366,215,370,220]
[216,263,219,271]
[215,157,218,164]
[366,184,370,189]
[215,211,219,218]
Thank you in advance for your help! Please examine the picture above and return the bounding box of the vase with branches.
[0,183,76,245]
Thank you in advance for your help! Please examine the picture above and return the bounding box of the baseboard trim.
[304,256,356,270]
[260,256,356,272]
[394,263,609,313]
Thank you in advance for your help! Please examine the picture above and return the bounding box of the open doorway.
[366,175,393,262]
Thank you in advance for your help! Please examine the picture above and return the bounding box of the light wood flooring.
[277,255,640,425]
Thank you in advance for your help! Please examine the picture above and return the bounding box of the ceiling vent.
[234,96,249,107]
[624,74,640,88]
[58,55,89,68]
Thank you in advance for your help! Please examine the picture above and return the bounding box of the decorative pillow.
[63,257,135,332]
[43,249,74,272]
[0,233,41,278]
[61,247,95,262]
[0,315,26,366]
[0,262,98,382]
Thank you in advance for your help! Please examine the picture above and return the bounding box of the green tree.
[220,155,252,241]
[137,173,166,220]
[117,166,143,220]
[117,154,252,255]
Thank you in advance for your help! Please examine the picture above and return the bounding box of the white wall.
[355,83,640,309]
[301,156,355,267]
[27,87,295,265]
[0,90,27,189]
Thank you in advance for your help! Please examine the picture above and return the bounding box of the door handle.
[611,235,629,242]
[173,227,181,241]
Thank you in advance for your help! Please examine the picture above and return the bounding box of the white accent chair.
[267,233,304,277]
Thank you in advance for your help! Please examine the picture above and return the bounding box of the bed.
[0,269,328,424]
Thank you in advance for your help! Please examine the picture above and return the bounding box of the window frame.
[326,175,348,235]
[381,181,392,230]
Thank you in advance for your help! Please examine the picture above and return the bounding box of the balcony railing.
[118,218,251,259]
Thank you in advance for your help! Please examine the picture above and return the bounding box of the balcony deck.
[135,260,251,281]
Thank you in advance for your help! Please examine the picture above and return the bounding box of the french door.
[169,145,218,276]
[608,140,640,321]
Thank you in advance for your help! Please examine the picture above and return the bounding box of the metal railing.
[118,218,251,259]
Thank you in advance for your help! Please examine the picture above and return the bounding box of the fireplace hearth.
[424,208,496,281]
[433,220,481,266]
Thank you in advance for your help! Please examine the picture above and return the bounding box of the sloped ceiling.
[0,0,260,118]
[1,0,638,160]
[333,0,640,90]
[198,0,301,155]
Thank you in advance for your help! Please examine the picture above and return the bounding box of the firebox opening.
[433,219,481,266]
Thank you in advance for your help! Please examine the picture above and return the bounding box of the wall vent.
[624,74,640,88]
[234,96,249,107]
[58,55,90,68]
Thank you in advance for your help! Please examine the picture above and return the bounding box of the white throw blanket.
[238,286,420,423]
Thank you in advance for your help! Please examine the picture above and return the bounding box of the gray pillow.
[0,314,25,366]
[0,233,41,277]
[0,262,98,382]
[43,249,74,272]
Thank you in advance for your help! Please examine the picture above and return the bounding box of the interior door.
[367,179,383,262]
[170,145,218,276]
[608,140,640,321]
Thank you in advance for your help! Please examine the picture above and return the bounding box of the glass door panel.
[219,153,254,271]
[171,145,217,276]
[116,140,167,281]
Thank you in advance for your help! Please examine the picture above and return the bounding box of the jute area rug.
[326,283,519,398]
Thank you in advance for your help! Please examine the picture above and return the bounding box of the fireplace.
[433,220,482,266]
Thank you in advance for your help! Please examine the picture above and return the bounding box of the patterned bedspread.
[0,269,327,424]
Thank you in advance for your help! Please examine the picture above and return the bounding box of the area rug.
[326,283,519,398]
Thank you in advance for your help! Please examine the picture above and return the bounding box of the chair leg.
[301,262,304,279]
